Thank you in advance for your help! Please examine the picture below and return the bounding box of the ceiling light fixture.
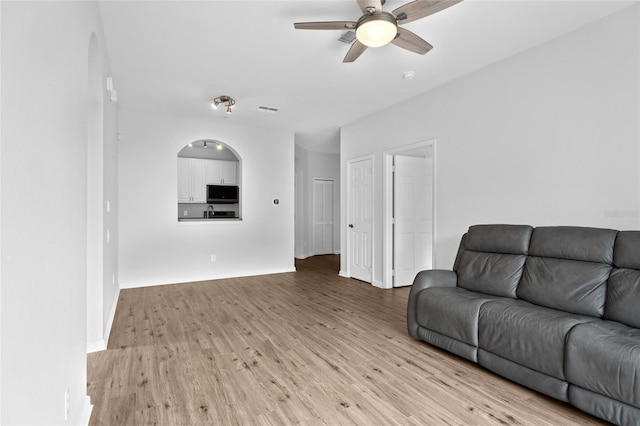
[211,95,236,114]
[355,12,398,47]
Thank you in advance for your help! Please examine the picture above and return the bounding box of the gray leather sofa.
[407,224,640,425]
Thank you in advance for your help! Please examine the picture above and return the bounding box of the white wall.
[102,66,119,348]
[1,1,118,424]
[86,23,120,353]
[0,3,4,421]
[341,6,640,283]
[294,144,341,258]
[118,110,295,288]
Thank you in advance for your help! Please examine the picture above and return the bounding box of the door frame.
[345,155,374,283]
[312,177,335,256]
[382,140,436,289]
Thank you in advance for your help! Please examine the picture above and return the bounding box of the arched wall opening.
[177,140,243,221]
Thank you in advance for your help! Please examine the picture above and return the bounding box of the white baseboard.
[79,394,93,426]
[372,279,389,289]
[102,286,120,348]
[120,267,297,289]
[297,251,341,260]
[86,339,106,354]
[87,287,120,353]
[339,270,349,278]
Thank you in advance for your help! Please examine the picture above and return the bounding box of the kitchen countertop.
[178,217,240,222]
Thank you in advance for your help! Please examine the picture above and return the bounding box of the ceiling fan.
[294,0,462,63]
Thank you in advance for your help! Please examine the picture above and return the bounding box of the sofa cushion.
[416,287,499,347]
[605,231,640,328]
[566,321,640,409]
[613,230,640,270]
[516,227,616,317]
[478,298,594,380]
[457,252,527,298]
[528,226,617,264]
[605,268,640,328]
[457,225,532,298]
[518,257,611,317]
[465,224,533,255]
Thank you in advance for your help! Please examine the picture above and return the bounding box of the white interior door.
[348,157,373,283]
[313,178,334,255]
[393,155,433,287]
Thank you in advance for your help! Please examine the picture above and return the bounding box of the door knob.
[348,224,354,228]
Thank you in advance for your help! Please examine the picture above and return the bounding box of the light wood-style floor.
[88,255,606,425]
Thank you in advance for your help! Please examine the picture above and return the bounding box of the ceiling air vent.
[257,105,280,114]
[338,31,356,45]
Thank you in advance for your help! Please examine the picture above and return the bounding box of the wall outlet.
[64,387,70,420]
[210,254,216,262]
[184,210,188,216]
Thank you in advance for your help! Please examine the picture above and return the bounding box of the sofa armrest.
[407,270,458,339]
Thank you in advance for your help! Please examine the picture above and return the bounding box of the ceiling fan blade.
[294,21,357,30]
[393,0,462,25]
[357,0,383,15]
[391,28,433,55]
[343,40,368,63]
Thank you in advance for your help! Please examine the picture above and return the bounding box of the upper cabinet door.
[178,158,207,203]
[220,161,237,185]
[206,160,238,185]
[177,158,193,203]
[191,159,206,202]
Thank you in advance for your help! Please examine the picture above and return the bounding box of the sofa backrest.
[456,224,533,298]
[516,226,616,317]
[605,231,640,328]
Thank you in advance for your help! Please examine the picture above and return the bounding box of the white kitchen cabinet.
[178,158,206,203]
[206,160,237,185]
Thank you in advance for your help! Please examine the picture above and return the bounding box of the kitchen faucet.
[207,205,214,218]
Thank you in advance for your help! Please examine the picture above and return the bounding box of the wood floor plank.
[88,255,607,425]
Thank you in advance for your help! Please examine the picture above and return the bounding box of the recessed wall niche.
[177,140,242,221]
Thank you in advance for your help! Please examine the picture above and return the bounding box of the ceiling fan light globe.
[356,16,397,47]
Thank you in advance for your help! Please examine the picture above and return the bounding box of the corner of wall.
[0,2,3,421]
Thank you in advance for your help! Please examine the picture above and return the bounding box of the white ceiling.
[99,0,635,147]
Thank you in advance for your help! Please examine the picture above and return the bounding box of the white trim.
[87,287,120,353]
[0,5,3,420]
[339,270,349,278]
[345,155,375,284]
[382,153,394,289]
[383,139,437,289]
[87,339,105,354]
[102,287,120,348]
[79,394,93,426]
[119,267,297,289]
[312,177,336,256]
[372,279,385,289]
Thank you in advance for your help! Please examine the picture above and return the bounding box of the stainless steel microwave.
[207,185,239,204]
